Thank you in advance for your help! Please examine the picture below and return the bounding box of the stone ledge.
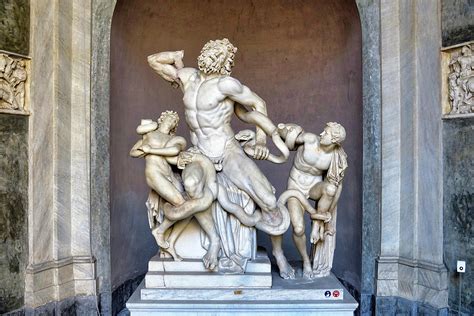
[145,271,272,289]
[376,256,448,308]
[128,273,358,316]
[24,256,96,308]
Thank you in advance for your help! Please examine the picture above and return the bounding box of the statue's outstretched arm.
[277,123,317,150]
[142,136,187,157]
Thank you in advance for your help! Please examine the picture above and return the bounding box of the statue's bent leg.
[146,175,186,248]
[146,174,185,206]
[194,207,220,270]
[221,147,295,235]
[310,182,337,239]
[217,183,262,226]
[222,148,277,212]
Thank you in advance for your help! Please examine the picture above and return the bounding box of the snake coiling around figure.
[162,153,328,236]
[217,187,325,236]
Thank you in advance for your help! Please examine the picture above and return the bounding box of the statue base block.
[127,267,358,315]
[145,249,272,288]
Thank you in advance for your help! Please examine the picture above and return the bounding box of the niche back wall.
[110,0,362,292]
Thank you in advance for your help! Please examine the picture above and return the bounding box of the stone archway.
[103,2,368,312]
[26,0,448,314]
[90,0,381,314]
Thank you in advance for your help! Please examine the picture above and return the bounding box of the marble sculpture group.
[130,39,348,280]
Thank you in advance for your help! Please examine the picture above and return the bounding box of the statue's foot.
[166,244,183,262]
[203,244,219,270]
[159,250,171,259]
[312,269,330,278]
[303,262,314,279]
[273,252,295,279]
[152,229,170,249]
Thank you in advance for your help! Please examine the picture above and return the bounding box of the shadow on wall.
[110,0,362,302]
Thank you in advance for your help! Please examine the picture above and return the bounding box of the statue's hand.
[141,144,151,154]
[311,212,332,223]
[253,144,270,160]
[277,123,303,150]
[173,50,184,69]
[177,151,194,169]
[310,220,321,244]
[147,190,160,212]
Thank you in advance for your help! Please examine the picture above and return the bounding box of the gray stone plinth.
[127,272,358,315]
[145,251,272,289]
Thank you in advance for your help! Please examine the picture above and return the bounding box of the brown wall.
[111,0,362,291]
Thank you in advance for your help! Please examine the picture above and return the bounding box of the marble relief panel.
[442,42,474,117]
[0,53,28,115]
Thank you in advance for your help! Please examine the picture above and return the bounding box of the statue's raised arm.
[147,51,184,83]
[147,50,198,90]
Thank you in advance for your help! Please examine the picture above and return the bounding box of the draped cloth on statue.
[201,172,257,273]
[312,207,337,277]
[326,146,348,187]
[312,146,346,277]
[146,172,184,230]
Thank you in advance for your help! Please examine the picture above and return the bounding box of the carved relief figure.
[271,122,347,279]
[448,45,474,115]
[0,54,27,112]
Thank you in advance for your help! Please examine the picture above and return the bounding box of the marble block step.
[145,271,272,289]
[128,272,358,315]
[148,257,271,273]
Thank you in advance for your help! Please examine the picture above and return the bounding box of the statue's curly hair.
[197,38,238,75]
[158,110,179,135]
[326,122,346,145]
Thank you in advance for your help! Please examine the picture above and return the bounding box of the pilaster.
[376,0,447,309]
[26,0,96,308]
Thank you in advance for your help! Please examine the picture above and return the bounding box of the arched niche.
[109,0,362,294]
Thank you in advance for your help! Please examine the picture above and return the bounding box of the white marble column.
[25,0,96,308]
[377,0,448,309]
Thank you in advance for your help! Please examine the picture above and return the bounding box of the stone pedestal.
[127,268,358,315]
[145,250,272,289]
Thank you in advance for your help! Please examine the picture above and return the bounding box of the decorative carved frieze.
[0,53,28,114]
[446,44,474,116]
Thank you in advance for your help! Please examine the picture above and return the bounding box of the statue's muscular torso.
[180,69,237,158]
[288,133,333,194]
[143,131,176,183]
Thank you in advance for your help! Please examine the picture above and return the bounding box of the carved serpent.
[235,129,289,164]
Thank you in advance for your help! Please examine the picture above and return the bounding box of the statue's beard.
[198,52,232,75]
